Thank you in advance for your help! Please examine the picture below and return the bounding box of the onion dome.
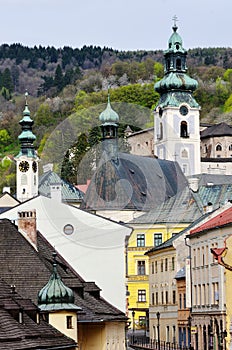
[99,94,119,126]
[154,21,199,108]
[15,92,37,158]
[38,252,81,312]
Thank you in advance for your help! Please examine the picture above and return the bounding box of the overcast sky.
[1,0,232,50]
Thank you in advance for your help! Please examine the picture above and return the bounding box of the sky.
[1,0,232,51]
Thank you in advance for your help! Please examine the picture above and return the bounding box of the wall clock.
[19,160,29,172]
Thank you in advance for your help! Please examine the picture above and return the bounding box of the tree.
[2,68,13,93]
[54,64,63,93]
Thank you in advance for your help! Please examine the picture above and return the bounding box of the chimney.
[188,177,199,192]
[50,183,62,202]
[18,210,37,247]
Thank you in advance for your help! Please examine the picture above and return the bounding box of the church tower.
[99,94,119,159]
[154,18,201,176]
[15,93,39,202]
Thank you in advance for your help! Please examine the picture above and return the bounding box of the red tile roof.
[190,206,232,235]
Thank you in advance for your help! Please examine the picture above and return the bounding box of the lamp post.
[187,315,192,349]
[132,310,135,343]
[157,311,160,350]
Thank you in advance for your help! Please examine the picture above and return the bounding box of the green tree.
[2,68,14,92]
[54,64,63,92]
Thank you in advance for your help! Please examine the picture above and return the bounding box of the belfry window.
[216,144,222,151]
[180,121,188,138]
[176,58,181,70]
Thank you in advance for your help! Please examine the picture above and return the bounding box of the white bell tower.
[154,19,201,176]
[15,92,39,202]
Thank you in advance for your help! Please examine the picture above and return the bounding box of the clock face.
[19,161,29,172]
[32,161,37,173]
[180,105,188,116]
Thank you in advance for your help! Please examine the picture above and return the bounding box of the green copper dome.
[154,22,199,108]
[99,95,119,126]
[38,252,81,312]
[15,92,37,159]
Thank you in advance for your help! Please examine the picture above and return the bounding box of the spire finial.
[172,15,178,31]
[25,90,28,105]
[107,85,110,104]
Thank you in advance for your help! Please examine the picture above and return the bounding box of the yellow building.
[126,185,204,332]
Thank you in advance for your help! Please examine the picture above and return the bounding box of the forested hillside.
[0,44,232,192]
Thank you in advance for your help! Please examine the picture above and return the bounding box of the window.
[183,293,186,308]
[171,257,175,271]
[66,315,73,329]
[165,258,168,271]
[181,149,188,158]
[154,233,162,247]
[172,290,176,304]
[156,292,159,305]
[138,290,146,302]
[229,144,232,151]
[155,261,158,273]
[137,234,145,247]
[180,121,188,138]
[176,58,181,70]
[152,292,155,305]
[161,291,164,304]
[216,144,222,151]
[161,259,163,272]
[151,262,154,274]
[166,291,169,304]
[137,261,145,275]
[139,316,146,327]
[179,294,182,309]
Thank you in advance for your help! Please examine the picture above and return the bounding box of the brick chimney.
[17,210,37,248]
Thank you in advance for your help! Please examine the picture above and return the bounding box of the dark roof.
[0,219,126,324]
[0,277,76,349]
[175,266,186,279]
[200,122,232,138]
[39,171,84,203]
[81,152,187,211]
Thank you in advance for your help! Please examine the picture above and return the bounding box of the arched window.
[180,121,188,138]
[216,144,222,151]
[166,59,170,71]
[159,122,163,140]
[229,144,232,151]
[181,149,188,158]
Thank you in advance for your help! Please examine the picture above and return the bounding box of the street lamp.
[132,310,135,343]
[157,311,160,350]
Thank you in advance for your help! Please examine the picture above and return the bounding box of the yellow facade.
[126,223,188,329]
[49,310,78,344]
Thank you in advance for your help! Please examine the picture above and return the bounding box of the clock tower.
[154,19,201,176]
[15,93,39,202]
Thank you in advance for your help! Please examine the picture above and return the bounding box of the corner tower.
[154,19,201,176]
[15,92,39,202]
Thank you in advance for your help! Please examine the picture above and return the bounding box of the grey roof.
[39,170,83,203]
[201,122,232,138]
[131,174,232,225]
[130,186,202,224]
[175,266,186,279]
[81,152,188,211]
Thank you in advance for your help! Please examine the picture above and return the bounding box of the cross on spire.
[172,15,178,27]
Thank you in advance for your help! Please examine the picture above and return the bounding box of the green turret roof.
[38,252,81,312]
[99,95,119,126]
[16,92,37,158]
[154,21,199,108]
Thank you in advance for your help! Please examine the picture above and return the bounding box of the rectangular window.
[183,293,186,309]
[137,234,145,247]
[166,291,169,304]
[161,259,163,272]
[172,290,176,304]
[179,294,182,309]
[151,262,154,274]
[161,291,164,304]
[66,315,73,329]
[137,260,146,275]
[165,258,168,271]
[172,257,175,271]
[139,316,146,327]
[154,233,162,247]
[152,292,155,305]
[155,261,158,273]
[156,292,159,305]
[138,289,146,302]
